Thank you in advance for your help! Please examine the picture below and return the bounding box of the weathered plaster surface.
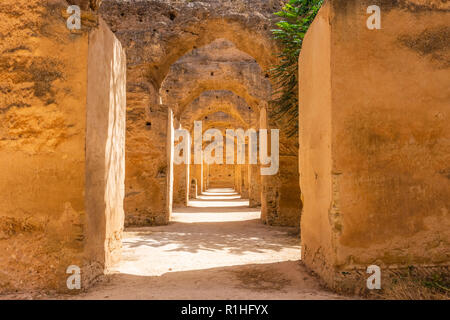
[0,1,126,292]
[299,0,450,291]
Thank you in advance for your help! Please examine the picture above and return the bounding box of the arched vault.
[180,90,258,131]
[160,39,272,117]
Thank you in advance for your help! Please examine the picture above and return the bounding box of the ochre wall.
[0,0,89,292]
[299,0,450,291]
[0,1,126,292]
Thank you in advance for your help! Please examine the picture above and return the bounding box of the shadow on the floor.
[123,219,299,255]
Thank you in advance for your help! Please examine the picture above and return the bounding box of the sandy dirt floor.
[2,189,350,300]
[73,188,347,300]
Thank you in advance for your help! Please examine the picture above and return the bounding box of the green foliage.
[270,0,323,135]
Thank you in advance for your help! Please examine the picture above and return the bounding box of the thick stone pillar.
[259,106,300,227]
[248,164,261,207]
[0,2,126,292]
[200,161,204,192]
[173,164,186,207]
[189,164,198,199]
[173,124,190,207]
[259,107,279,224]
[192,163,203,196]
[185,161,190,205]
[241,165,249,198]
[204,163,210,191]
[234,165,242,194]
[166,108,174,220]
[299,0,450,291]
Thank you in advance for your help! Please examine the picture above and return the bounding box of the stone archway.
[98,1,281,91]
[98,1,290,227]
[159,38,273,219]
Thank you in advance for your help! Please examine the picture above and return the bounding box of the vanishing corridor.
[75,189,344,300]
[0,0,447,298]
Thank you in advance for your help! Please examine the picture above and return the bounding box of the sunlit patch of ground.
[65,189,345,299]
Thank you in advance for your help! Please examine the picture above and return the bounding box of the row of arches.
[159,38,299,227]
[165,38,269,219]
[96,0,301,229]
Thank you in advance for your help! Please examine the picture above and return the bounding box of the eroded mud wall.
[0,1,126,292]
[299,0,450,291]
[0,0,90,292]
